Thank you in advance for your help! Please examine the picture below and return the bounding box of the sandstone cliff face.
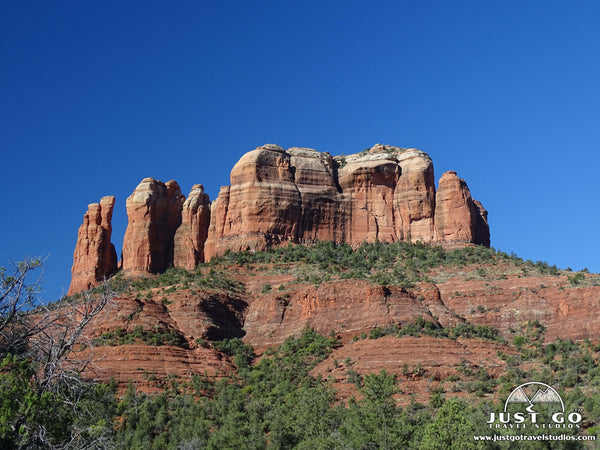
[394,149,437,242]
[173,184,211,269]
[76,262,600,395]
[205,144,303,258]
[289,147,348,243]
[77,283,246,391]
[310,336,510,404]
[434,171,490,247]
[243,279,437,348]
[122,178,185,275]
[206,144,489,258]
[68,196,118,295]
[338,149,398,244]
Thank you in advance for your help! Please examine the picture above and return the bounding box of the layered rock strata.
[77,268,600,394]
[173,184,211,269]
[205,144,489,258]
[288,147,347,243]
[68,196,118,295]
[393,149,437,243]
[337,149,398,244]
[204,144,303,257]
[122,178,185,275]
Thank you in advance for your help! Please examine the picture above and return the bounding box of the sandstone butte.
[68,143,489,294]
[64,144,600,402]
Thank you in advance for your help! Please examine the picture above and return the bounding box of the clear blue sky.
[1,1,599,301]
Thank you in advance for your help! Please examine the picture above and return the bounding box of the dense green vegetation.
[113,328,442,449]
[358,315,505,343]
[111,325,600,449]
[3,310,600,448]
[91,325,189,349]
[210,240,567,288]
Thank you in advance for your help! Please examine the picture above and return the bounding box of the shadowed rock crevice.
[199,296,247,340]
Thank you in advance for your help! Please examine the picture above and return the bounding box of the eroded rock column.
[68,196,118,295]
[394,149,437,243]
[122,178,185,275]
[338,146,399,244]
[288,147,348,243]
[204,144,302,258]
[173,184,211,269]
[434,171,490,246]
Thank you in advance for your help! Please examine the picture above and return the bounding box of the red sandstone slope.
[75,261,600,393]
[309,335,511,405]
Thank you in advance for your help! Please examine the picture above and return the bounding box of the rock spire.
[68,196,118,295]
[121,178,185,275]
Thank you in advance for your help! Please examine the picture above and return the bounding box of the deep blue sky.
[2,1,599,301]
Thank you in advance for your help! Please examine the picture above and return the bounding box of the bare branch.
[1,262,118,449]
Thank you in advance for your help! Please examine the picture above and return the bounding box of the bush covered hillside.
[2,242,600,448]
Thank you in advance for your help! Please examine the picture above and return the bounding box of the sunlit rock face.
[68,196,118,295]
[122,178,185,276]
[393,148,437,243]
[173,184,211,270]
[288,147,348,243]
[206,143,489,259]
[204,144,303,258]
[434,171,490,247]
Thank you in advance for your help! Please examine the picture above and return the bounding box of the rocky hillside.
[71,242,600,399]
[68,143,488,294]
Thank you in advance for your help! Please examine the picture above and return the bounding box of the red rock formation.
[206,143,489,259]
[435,269,600,343]
[289,147,348,243]
[204,186,230,260]
[173,184,211,269]
[310,336,510,405]
[72,263,600,392]
[79,345,235,394]
[393,149,437,243]
[69,143,490,288]
[243,279,436,347]
[122,178,185,275]
[205,144,302,258]
[472,200,490,247]
[75,285,248,391]
[434,171,490,246]
[68,196,118,295]
[338,148,399,244]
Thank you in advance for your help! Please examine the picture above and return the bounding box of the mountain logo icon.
[504,382,564,413]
